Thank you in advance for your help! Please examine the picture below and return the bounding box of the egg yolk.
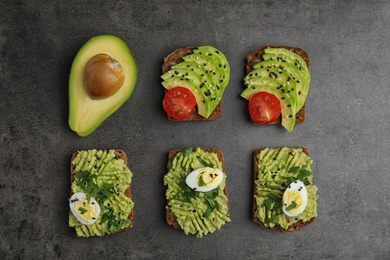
[74,198,98,222]
[283,190,304,214]
[198,168,222,187]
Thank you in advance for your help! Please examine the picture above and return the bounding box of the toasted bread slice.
[70,149,134,236]
[162,47,222,121]
[246,45,310,124]
[165,148,229,234]
[252,147,316,232]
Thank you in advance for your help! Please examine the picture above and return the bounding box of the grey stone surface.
[1,0,389,259]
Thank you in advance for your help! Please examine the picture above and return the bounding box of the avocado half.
[68,35,137,137]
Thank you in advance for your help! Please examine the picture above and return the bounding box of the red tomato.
[163,87,197,120]
[248,92,281,124]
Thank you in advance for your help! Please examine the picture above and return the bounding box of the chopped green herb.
[263,199,273,210]
[167,159,173,170]
[197,156,214,167]
[203,207,213,218]
[285,201,297,211]
[290,166,300,173]
[182,147,193,157]
[198,175,206,187]
[267,193,282,203]
[79,207,87,214]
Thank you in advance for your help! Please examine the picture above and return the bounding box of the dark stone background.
[1,0,389,259]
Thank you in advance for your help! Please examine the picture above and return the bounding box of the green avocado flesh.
[161,46,230,118]
[254,148,318,230]
[69,35,137,137]
[69,150,134,237]
[241,47,310,132]
[163,148,231,238]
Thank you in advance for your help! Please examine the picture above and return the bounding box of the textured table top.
[1,1,389,259]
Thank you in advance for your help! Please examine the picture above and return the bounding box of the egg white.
[186,167,224,192]
[282,180,308,217]
[69,192,101,225]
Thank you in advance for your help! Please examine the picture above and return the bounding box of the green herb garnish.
[167,159,173,170]
[79,207,87,214]
[285,201,297,211]
[282,166,313,186]
[198,175,206,187]
[263,199,273,210]
[75,171,98,203]
[197,156,214,167]
[182,147,193,157]
[74,171,115,204]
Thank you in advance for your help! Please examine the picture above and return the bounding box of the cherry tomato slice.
[248,92,281,124]
[163,87,197,120]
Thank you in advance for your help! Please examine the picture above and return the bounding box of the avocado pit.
[84,54,125,99]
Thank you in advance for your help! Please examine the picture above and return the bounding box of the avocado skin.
[68,35,137,137]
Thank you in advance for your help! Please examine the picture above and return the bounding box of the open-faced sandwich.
[69,149,135,237]
[241,46,311,132]
[253,147,318,231]
[161,46,230,121]
[164,147,231,237]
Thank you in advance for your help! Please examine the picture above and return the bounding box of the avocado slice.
[162,77,211,118]
[183,53,223,98]
[241,85,296,132]
[68,35,137,137]
[244,67,298,105]
[195,46,230,92]
[261,54,311,110]
[252,60,308,110]
[245,77,298,112]
[162,47,229,119]
[161,66,217,109]
[263,47,309,72]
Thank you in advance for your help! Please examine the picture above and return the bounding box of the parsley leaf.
[197,156,214,167]
[285,201,297,211]
[182,147,193,157]
[263,199,273,210]
[167,159,173,170]
[198,175,206,187]
[203,207,213,218]
[267,193,282,203]
[79,207,87,214]
[290,166,300,173]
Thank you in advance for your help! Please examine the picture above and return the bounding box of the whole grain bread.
[252,147,316,232]
[162,47,222,121]
[70,149,134,235]
[165,148,228,230]
[246,45,310,124]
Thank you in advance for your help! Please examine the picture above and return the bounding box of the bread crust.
[162,47,222,121]
[246,45,310,125]
[252,147,316,232]
[70,149,134,235]
[165,148,228,230]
